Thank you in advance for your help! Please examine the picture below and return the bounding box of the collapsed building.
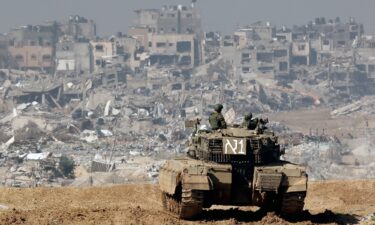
[59,15,97,41]
[133,4,202,36]
[147,33,198,67]
[232,40,291,78]
[0,8,375,188]
[292,17,363,49]
[129,4,204,68]
[56,36,93,76]
[222,17,375,104]
[0,35,10,68]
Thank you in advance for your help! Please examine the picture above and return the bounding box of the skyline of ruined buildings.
[0,4,374,106]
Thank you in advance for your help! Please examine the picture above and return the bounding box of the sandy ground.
[0,180,374,225]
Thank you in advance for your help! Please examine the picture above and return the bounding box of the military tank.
[159,120,308,219]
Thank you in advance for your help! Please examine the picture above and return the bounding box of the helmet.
[214,104,223,112]
[244,112,253,120]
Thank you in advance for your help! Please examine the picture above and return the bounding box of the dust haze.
[0,0,375,224]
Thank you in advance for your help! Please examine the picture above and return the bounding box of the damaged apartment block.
[232,40,291,78]
[129,4,204,68]
[148,34,198,68]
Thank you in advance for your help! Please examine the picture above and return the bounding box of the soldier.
[242,113,269,131]
[209,104,227,130]
[241,112,258,130]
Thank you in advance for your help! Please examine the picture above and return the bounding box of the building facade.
[60,15,96,40]
[148,33,197,68]
[56,36,93,75]
[9,45,54,72]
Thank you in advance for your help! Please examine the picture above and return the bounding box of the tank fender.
[159,167,181,195]
[254,165,308,193]
[281,171,308,193]
[253,168,283,192]
[182,174,212,191]
[182,165,212,191]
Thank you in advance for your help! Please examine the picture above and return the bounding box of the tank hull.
[159,158,307,219]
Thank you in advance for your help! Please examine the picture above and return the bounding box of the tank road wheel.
[180,189,204,219]
[278,192,306,215]
[161,189,203,219]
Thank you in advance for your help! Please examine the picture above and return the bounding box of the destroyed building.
[242,21,276,41]
[328,66,372,97]
[148,33,198,67]
[221,17,375,102]
[112,34,146,72]
[239,41,290,78]
[133,4,202,36]
[291,41,314,66]
[130,4,204,67]
[1,16,98,73]
[59,15,97,40]
[90,40,116,73]
[6,24,58,73]
[7,24,58,48]
[0,35,9,68]
[10,82,63,108]
[9,45,54,73]
[223,26,291,79]
[56,36,93,76]
[276,26,293,42]
[292,17,364,49]
[204,31,221,63]
[1,6,375,189]
[355,35,375,82]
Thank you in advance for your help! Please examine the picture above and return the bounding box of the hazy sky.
[1,0,375,35]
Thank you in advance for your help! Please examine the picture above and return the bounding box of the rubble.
[0,6,374,188]
[283,133,375,180]
[331,96,375,117]
[361,213,375,224]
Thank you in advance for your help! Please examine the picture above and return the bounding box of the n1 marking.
[224,138,246,155]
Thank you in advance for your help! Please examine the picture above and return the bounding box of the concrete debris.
[1,136,14,151]
[89,161,115,173]
[331,96,375,117]
[361,213,375,223]
[80,130,98,143]
[26,152,51,161]
[284,134,375,180]
[104,100,111,117]
[99,130,113,137]
[0,10,375,188]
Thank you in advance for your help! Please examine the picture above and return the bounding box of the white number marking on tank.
[238,139,245,154]
[224,139,245,155]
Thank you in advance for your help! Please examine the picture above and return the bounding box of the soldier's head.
[214,104,223,113]
[244,112,252,120]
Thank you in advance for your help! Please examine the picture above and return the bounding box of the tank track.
[279,192,306,215]
[162,189,204,219]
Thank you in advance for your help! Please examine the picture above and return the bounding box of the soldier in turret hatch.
[209,104,227,130]
[241,112,258,130]
[242,112,269,131]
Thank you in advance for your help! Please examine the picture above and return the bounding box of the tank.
[159,122,308,219]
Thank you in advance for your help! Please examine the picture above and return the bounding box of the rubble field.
[0,180,374,225]
[267,107,375,136]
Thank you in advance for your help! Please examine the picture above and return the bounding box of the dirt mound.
[0,180,374,225]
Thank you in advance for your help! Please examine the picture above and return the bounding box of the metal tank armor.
[159,122,307,219]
